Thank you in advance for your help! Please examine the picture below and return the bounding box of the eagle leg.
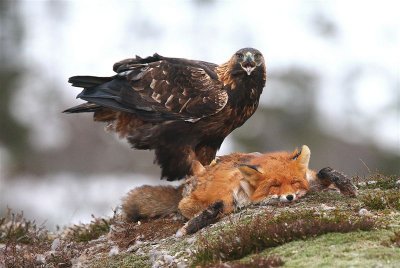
[194,138,224,166]
[155,145,197,181]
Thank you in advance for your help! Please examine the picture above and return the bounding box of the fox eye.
[270,183,281,188]
[269,186,279,192]
[291,180,302,187]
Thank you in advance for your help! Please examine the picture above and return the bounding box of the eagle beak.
[244,65,256,75]
[241,53,256,75]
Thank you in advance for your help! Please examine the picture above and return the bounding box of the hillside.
[1,173,400,267]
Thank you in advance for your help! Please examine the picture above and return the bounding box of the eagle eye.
[254,53,262,59]
[236,53,244,59]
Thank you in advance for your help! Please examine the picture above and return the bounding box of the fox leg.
[176,201,224,237]
[314,167,358,197]
[179,196,208,219]
[194,138,224,166]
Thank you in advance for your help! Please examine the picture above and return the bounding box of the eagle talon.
[210,157,220,166]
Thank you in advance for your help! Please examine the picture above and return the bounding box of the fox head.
[238,145,311,203]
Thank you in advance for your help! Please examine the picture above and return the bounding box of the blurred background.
[0,0,399,229]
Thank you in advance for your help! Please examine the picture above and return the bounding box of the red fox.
[122,145,357,235]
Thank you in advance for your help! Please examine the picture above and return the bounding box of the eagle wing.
[70,54,228,122]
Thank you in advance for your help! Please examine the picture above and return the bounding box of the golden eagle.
[64,48,266,180]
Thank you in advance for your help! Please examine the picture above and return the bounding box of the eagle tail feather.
[68,75,113,88]
[66,76,138,114]
[63,103,101,113]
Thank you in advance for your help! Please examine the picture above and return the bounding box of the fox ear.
[292,145,311,168]
[238,165,262,185]
[191,160,206,176]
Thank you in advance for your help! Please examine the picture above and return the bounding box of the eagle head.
[233,48,265,76]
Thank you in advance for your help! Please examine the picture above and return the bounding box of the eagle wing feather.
[72,55,227,122]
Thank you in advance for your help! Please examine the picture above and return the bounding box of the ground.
[1,173,400,267]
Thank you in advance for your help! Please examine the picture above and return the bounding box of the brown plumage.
[64,48,266,180]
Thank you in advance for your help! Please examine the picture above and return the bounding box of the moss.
[166,237,194,256]
[382,231,400,248]
[267,229,400,267]
[296,190,364,214]
[192,209,375,266]
[205,255,284,267]
[305,191,350,204]
[90,254,151,268]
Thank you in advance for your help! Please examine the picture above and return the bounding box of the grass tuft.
[0,209,112,267]
[355,173,399,190]
[361,190,400,211]
[193,209,375,266]
[64,214,112,242]
[0,208,51,267]
[0,208,48,244]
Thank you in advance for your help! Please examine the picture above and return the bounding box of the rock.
[186,237,196,244]
[177,261,188,268]
[108,245,119,256]
[51,238,61,251]
[320,204,336,210]
[163,254,174,264]
[149,249,162,263]
[36,254,46,265]
[126,240,144,253]
[358,208,373,217]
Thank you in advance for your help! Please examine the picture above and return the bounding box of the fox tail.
[122,185,183,222]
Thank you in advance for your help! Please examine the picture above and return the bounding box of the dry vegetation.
[1,172,400,267]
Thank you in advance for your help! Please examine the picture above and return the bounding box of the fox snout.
[279,193,296,202]
[278,189,308,202]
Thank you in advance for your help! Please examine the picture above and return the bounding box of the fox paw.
[175,225,188,237]
[176,201,224,237]
[317,167,358,197]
